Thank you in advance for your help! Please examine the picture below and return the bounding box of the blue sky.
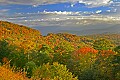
[0,0,119,15]
[0,0,120,22]
[6,3,110,13]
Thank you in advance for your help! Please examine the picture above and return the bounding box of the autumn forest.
[0,21,120,80]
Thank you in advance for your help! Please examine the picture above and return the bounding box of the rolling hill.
[0,20,120,52]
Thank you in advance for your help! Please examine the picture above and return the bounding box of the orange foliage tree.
[0,66,27,80]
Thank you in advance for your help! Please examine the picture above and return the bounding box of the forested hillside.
[0,21,120,80]
[86,34,120,46]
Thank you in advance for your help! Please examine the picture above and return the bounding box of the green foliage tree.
[28,51,52,66]
[8,50,28,69]
[39,44,54,54]
[93,53,114,80]
[53,53,71,65]
[0,40,9,63]
[114,46,120,53]
[0,40,14,63]
[68,52,97,80]
[32,62,78,80]
[112,53,120,79]
[25,61,36,78]
[93,38,114,50]
[54,41,75,54]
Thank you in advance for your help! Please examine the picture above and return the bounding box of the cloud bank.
[3,11,120,28]
[0,0,112,7]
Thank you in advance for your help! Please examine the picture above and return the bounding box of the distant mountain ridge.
[58,24,120,35]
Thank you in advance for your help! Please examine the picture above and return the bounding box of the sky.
[0,0,120,35]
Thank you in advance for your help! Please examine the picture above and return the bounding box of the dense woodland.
[0,21,120,80]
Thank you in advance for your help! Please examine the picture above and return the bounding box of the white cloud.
[96,10,102,14]
[0,0,113,7]
[43,11,81,15]
[106,10,111,12]
[78,0,112,7]
[32,5,39,7]
[108,0,120,15]
[71,4,74,7]
[0,9,9,12]
[0,9,9,15]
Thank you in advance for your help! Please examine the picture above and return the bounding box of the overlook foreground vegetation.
[0,21,120,80]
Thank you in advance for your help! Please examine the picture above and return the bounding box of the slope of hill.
[0,21,43,52]
[0,21,120,80]
[86,33,120,46]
